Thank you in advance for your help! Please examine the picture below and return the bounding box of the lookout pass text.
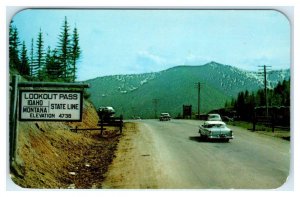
[19,91,82,121]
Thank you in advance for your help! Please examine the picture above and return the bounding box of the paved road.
[102,119,290,189]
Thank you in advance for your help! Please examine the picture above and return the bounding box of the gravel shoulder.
[101,122,162,189]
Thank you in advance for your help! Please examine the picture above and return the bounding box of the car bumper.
[208,135,234,139]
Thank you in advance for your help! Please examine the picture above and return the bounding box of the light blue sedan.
[199,121,233,142]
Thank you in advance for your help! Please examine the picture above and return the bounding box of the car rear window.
[205,124,225,128]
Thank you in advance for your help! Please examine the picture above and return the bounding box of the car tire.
[199,133,205,140]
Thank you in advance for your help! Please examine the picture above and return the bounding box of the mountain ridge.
[86,62,290,119]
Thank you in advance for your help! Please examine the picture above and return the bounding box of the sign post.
[9,75,19,169]
[9,76,89,171]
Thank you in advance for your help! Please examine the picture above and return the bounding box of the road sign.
[183,105,192,119]
[19,90,83,121]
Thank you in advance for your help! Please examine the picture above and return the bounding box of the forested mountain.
[86,62,290,119]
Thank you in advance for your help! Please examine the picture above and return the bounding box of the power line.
[258,65,272,117]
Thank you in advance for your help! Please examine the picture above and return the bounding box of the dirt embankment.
[11,100,123,189]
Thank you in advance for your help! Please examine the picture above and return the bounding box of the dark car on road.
[97,106,115,122]
[159,113,171,121]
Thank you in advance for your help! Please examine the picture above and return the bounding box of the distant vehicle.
[198,120,233,142]
[98,106,115,115]
[97,106,115,121]
[207,113,222,121]
[159,113,171,121]
[132,116,142,120]
[222,116,234,122]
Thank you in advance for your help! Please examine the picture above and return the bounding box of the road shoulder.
[101,122,159,189]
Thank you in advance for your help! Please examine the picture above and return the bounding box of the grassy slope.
[11,100,122,188]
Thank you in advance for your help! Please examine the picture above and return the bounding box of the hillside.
[86,62,290,119]
[10,100,127,188]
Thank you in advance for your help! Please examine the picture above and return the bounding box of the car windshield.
[204,124,225,128]
[209,115,220,119]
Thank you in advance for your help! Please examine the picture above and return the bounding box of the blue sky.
[12,9,290,81]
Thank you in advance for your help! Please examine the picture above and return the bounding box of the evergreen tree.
[45,46,51,67]
[70,26,81,82]
[236,91,245,119]
[45,46,52,79]
[10,17,81,82]
[57,16,71,81]
[35,29,45,80]
[273,79,290,106]
[282,79,290,106]
[249,91,256,108]
[29,38,35,78]
[9,20,20,69]
[20,41,30,76]
[224,100,230,108]
[230,98,236,108]
[45,47,62,80]
[225,79,290,121]
[256,89,265,106]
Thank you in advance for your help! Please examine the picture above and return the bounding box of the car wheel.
[199,133,205,140]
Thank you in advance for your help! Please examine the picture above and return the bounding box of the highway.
[102,119,290,189]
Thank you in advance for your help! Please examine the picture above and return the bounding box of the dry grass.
[228,121,290,141]
[10,100,125,189]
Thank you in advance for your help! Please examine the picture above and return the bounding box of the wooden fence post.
[120,115,123,133]
[252,108,256,132]
[100,114,104,136]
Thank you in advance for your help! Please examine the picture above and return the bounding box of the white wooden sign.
[19,90,83,121]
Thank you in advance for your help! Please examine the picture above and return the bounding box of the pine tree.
[282,79,290,106]
[227,79,290,121]
[29,38,35,78]
[45,47,62,80]
[273,79,290,106]
[9,20,20,70]
[70,26,81,82]
[57,16,71,81]
[35,29,45,80]
[20,41,30,76]
[45,46,52,79]
[236,92,245,111]
[256,89,265,106]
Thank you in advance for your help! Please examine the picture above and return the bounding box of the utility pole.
[152,98,159,119]
[194,82,204,119]
[258,65,271,117]
[131,107,136,119]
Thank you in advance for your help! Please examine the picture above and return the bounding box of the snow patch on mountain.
[111,72,160,94]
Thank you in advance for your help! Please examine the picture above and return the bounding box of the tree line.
[224,79,290,121]
[9,16,81,82]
